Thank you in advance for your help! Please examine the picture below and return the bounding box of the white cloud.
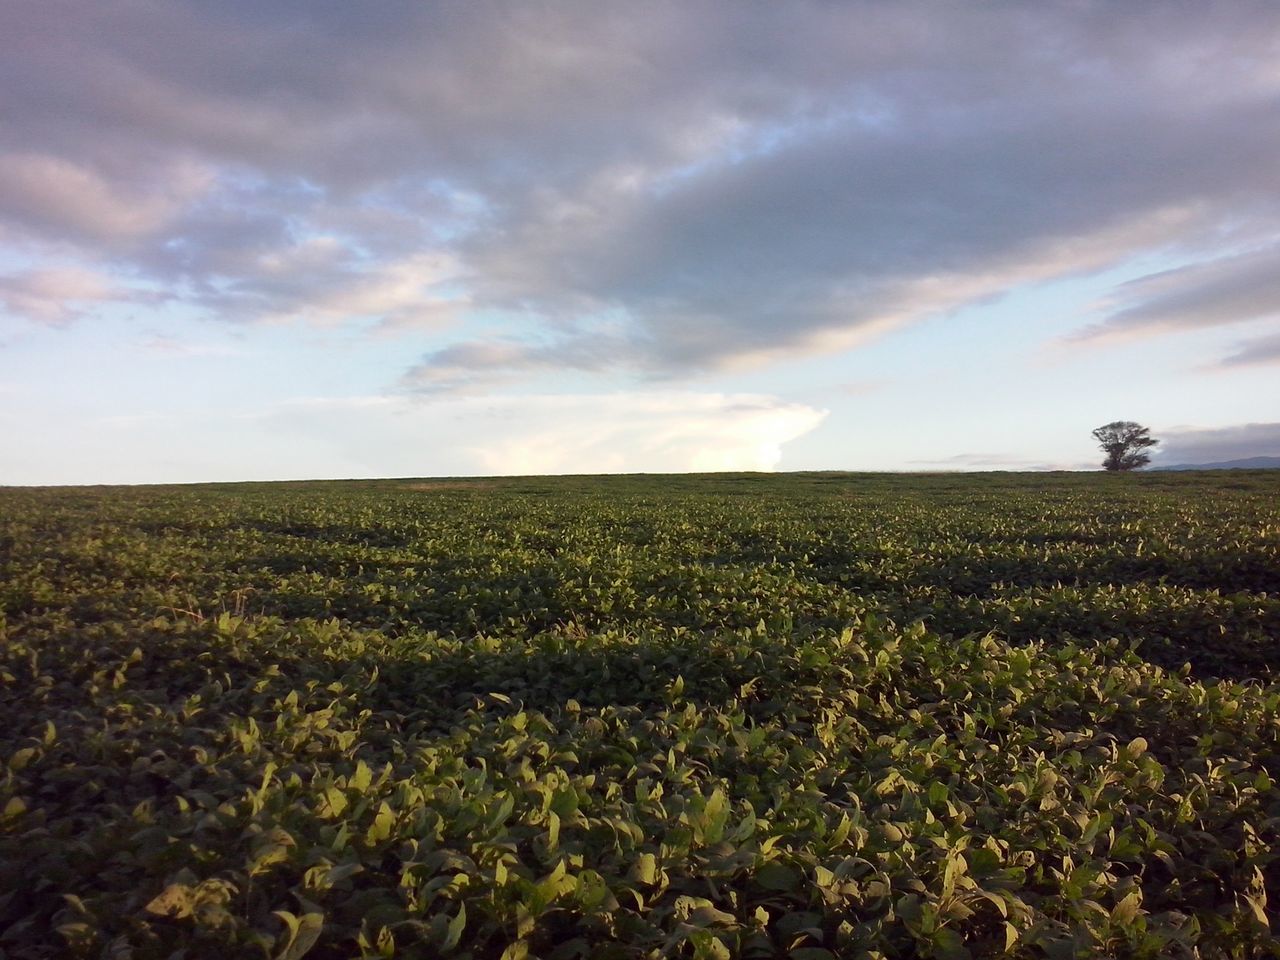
[906,453,1093,472]
[0,389,827,484]
[0,267,128,325]
[233,247,468,329]
[272,392,828,477]
[462,393,827,474]
[0,152,210,243]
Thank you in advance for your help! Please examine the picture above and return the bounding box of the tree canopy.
[1092,421,1158,471]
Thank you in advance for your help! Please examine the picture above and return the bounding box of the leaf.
[977,890,1008,918]
[145,884,194,919]
[632,852,659,885]
[323,862,363,886]
[365,801,396,845]
[547,810,561,853]
[488,791,516,830]
[550,788,579,818]
[1244,894,1270,929]
[931,928,970,960]
[828,813,852,847]
[443,902,467,950]
[755,862,800,892]
[320,785,347,819]
[1111,890,1142,926]
[687,904,737,926]
[276,912,324,960]
[1003,922,1019,951]
[705,788,732,843]
[350,760,373,793]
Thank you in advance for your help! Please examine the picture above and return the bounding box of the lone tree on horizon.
[1092,421,1158,471]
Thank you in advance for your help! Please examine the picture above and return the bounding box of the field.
[2,471,1279,959]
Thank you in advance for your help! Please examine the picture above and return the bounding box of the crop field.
[2,470,1279,959]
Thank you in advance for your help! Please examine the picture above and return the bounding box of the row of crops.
[1,471,1278,957]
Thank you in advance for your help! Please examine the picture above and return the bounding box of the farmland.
[1,470,1279,958]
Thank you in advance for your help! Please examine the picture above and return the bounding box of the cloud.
[1152,422,1280,466]
[0,152,211,244]
[0,267,132,325]
[1219,329,1280,367]
[403,333,634,393]
[138,334,243,358]
[0,389,827,483]
[458,393,828,475]
[906,453,1090,472]
[404,341,562,394]
[1075,243,1280,344]
[274,392,828,476]
[2,2,1280,376]
[191,245,468,328]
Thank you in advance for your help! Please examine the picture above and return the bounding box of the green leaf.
[1243,893,1270,929]
[276,911,324,960]
[145,884,194,919]
[350,760,373,793]
[755,862,799,892]
[1003,922,1019,951]
[365,801,396,845]
[550,788,579,818]
[320,785,348,819]
[443,902,467,951]
[632,852,659,885]
[1111,890,1142,926]
[547,810,561,853]
[323,862,363,886]
[687,904,737,926]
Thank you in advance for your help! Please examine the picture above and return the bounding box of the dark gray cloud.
[1077,244,1280,342]
[1153,422,1280,466]
[1220,329,1280,367]
[3,1,1280,379]
[401,338,619,394]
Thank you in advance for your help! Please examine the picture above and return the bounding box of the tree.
[1092,421,1158,471]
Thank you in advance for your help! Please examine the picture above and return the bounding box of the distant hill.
[1152,456,1280,471]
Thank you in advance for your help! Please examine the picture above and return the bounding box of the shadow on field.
[358,629,818,723]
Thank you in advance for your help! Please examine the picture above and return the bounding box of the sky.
[2,1,1279,484]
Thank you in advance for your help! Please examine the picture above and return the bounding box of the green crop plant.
[1,471,1277,957]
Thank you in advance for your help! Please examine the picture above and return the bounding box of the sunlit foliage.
[1,472,1278,957]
